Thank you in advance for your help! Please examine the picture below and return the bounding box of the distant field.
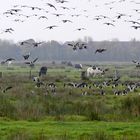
[0,64,140,139]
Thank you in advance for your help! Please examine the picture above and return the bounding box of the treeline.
[0,39,140,62]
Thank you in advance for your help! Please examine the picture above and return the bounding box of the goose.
[22,53,30,60]
[32,42,45,47]
[52,13,64,17]
[38,16,48,20]
[44,25,58,30]
[2,86,13,93]
[131,26,140,29]
[103,22,115,26]
[46,3,57,10]
[61,6,69,10]
[1,28,14,34]
[56,0,68,3]
[25,58,38,68]
[62,20,72,23]
[4,58,15,66]
[75,28,86,31]
[95,48,106,54]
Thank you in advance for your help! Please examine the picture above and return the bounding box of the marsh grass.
[1,65,140,139]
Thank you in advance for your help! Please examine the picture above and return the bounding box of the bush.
[121,96,140,117]
[0,94,16,119]
[87,111,101,121]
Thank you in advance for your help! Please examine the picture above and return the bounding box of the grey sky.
[0,0,140,42]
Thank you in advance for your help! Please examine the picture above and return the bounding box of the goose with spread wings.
[22,53,30,60]
[67,42,80,50]
[95,48,106,54]
[62,20,72,23]
[25,58,38,68]
[132,60,140,68]
[75,28,86,31]
[103,22,115,26]
[131,26,140,29]
[44,25,58,30]
[2,86,13,93]
[46,3,57,10]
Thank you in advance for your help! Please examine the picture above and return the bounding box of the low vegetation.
[0,64,140,139]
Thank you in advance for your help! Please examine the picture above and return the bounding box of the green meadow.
[0,64,140,139]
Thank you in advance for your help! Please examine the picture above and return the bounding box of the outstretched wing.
[95,49,98,54]
[5,58,15,62]
[32,58,38,63]
[132,60,137,63]
[67,43,73,46]
[3,86,13,93]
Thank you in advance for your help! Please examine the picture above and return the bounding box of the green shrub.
[121,96,140,117]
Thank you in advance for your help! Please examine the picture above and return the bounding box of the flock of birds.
[0,0,140,37]
[30,73,140,96]
[0,35,108,71]
[0,0,140,93]
[1,0,140,67]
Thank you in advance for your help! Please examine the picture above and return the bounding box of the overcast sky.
[0,0,140,42]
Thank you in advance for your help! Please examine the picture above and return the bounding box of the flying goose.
[46,3,57,10]
[95,48,106,54]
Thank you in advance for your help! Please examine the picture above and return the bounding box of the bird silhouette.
[38,16,48,20]
[2,86,13,93]
[25,58,38,68]
[116,13,126,19]
[32,42,45,47]
[5,58,15,63]
[132,60,140,67]
[61,6,69,10]
[1,28,14,34]
[103,22,115,26]
[44,25,58,30]
[53,13,64,17]
[4,58,15,66]
[95,48,106,54]
[67,42,87,50]
[133,9,140,12]
[131,26,140,29]
[62,20,72,23]
[56,0,68,3]
[3,11,17,16]
[22,53,30,60]
[10,8,21,12]
[75,28,86,31]
[19,41,31,46]
[93,17,102,21]
[46,3,57,10]
[67,42,79,50]
[71,14,80,17]
[132,60,138,64]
